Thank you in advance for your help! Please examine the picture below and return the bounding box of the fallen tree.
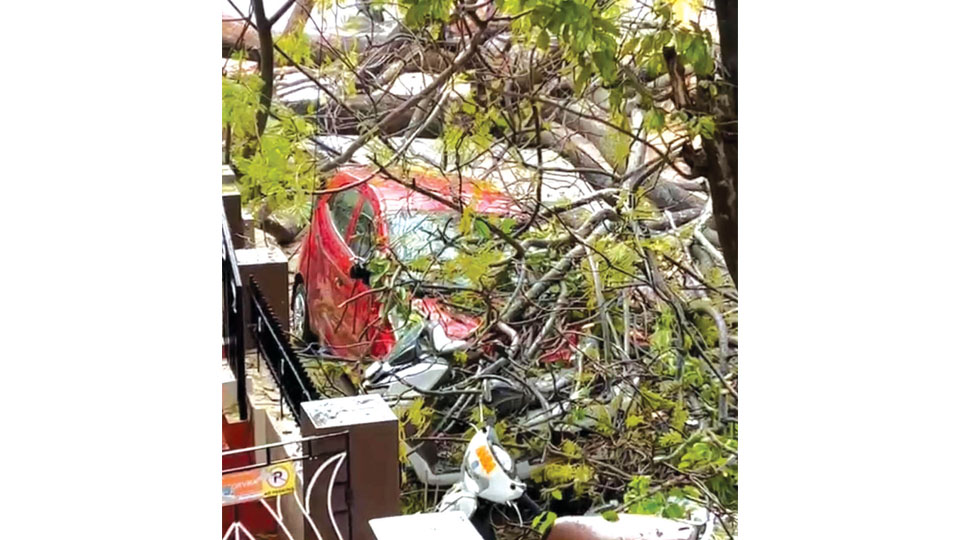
[223,0,738,536]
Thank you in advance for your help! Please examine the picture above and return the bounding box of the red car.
[291,167,519,361]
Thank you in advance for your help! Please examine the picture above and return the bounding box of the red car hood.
[411,297,482,340]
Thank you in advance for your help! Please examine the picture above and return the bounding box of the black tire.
[291,282,318,345]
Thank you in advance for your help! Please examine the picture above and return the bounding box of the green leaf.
[658,431,684,447]
[595,17,618,36]
[663,502,686,519]
[561,439,583,458]
[276,29,315,67]
[674,31,693,55]
[401,0,455,27]
[627,475,651,499]
[536,29,551,51]
[645,52,667,78]
[686,35,714,76]
[670,408,689,430]
[459,204,476,236]
[574,65,594,95]
[699,116,716,139]
[601,510,620,522]
[532,511,557,533]
[643,108,666,132]
[638,494,665,514]
[473,219,491,240]
[443,248,500,287]
[592,50,617,83]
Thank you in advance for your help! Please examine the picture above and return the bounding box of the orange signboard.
[222,462,296,506]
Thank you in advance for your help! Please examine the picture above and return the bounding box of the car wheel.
[291,282,318,346]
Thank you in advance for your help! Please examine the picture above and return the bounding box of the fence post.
[223,208,248,421]
[301,395,401,540]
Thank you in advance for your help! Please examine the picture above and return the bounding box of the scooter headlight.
[425,320,468,354]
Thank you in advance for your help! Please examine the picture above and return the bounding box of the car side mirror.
[349,260,372,285]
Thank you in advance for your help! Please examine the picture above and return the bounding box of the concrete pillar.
[236,246,289,350]
[300,395,401,540]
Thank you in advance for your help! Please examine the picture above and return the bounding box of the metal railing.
[223,431,352,540]
[223,207,248,421]
[249,277,321,427]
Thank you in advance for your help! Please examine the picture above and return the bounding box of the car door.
[341,194,380,356]
[309,188,361,354]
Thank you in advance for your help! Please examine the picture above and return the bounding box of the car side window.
[350,201,376,260]
[327,189,359,241]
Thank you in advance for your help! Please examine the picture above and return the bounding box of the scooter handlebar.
[516,492,542,515]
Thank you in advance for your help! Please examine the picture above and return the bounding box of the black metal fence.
[223,208,248,421]
[249,277,320,427]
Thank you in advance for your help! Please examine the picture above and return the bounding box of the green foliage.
[621,476,688,518]
[499,0,623,94]
[532,511,557,533]
[222,75,262,139]
[232,110,317,218]
[400,0,455,27]
[533,462,594,495]
[400,491,427,514]
[367,252,393,287]
[649,305,675,356]
[560,439,582,458]
[658,431,683,447]
[276,29,314,67]
[223,68,318,220]
[468,405,495,425]
[443,247,502,288]
[441,99,504,165]
[643,107,666,133]
[673,27,714,76]
[399,397,435,437]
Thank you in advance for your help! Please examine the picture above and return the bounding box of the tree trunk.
[252,0,274,138]
[706,0,738,285]
[664,2,738,286]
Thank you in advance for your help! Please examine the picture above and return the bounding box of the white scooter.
[436,425,541,540]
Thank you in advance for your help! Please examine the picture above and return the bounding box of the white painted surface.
[303,394,396,428]
[368,512,484,540]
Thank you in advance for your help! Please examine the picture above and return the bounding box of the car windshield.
[386,210,462,264]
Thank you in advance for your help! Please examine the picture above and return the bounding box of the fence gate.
[223,432,351,540]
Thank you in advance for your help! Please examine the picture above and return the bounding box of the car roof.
[331,167,519,216]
